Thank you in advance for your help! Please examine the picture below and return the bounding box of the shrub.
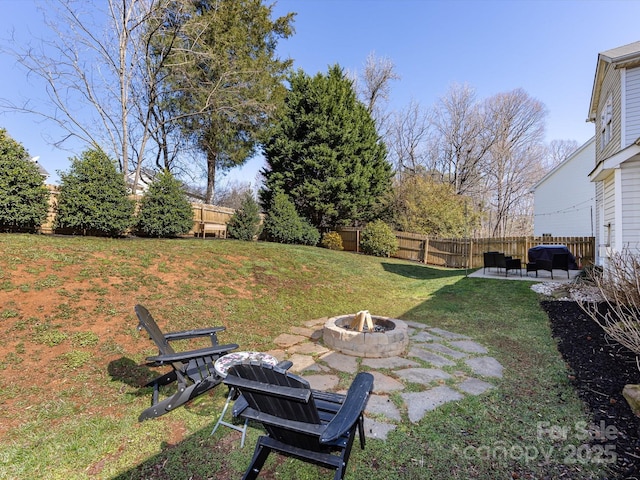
[579,249,640,355]
[321,231,343,251]
[55,148,134,237]
[227,193,263,241]
[360,219,398,257]
[263,192,320,246]
[136,170,193,238]
[0,128,49,231]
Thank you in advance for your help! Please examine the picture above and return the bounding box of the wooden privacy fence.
[336,227,595,269]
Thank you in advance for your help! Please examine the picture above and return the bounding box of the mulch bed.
[542,300,640,479]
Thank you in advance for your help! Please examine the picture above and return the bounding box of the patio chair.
[224,362,374,480]
[494,253,522,277]
[134,304,238,421]
[483,251,499,273]
[536,252,570,279]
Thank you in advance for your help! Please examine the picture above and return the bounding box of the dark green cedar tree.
[260,65,393,230]
[227,192,263,241]
[55,148,134,236]
[0,128,49,231]
[137,169,194,238]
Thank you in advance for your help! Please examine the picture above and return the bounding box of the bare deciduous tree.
[429,83,495,196]
[483,88,547,237]
[387,100,431,175]
[1,0,167,178]
[545,138,580,170]
[357,52,400,136]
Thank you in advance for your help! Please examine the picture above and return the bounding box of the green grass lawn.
[0,234,608,479]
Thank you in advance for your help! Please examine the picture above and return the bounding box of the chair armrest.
[163,326,226,341]
[146,343,238,365]
[320,372,374,444]
[276,360,293,371]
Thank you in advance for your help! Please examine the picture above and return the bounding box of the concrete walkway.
[266,319,504,441]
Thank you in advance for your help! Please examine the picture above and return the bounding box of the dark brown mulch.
[542,300,640,479]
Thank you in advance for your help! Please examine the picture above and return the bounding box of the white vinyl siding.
[595,181,604,264]
[533,138,595,237]
[596,66,622,162]
[621,159,640,250]
[625,66,640,147]
[603,174,616,248]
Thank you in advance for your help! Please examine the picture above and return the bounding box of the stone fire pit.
[322,314,409,358]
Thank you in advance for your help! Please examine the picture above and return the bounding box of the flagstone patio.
[267,318,504,440]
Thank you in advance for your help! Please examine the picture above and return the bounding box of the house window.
[600,95,612,150]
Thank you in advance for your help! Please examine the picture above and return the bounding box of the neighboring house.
[126,168,156,195]
[30,156,49,180]
[532,137,595,237]
[588,41,640,265]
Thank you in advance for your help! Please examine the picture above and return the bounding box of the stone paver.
[361,356,420,369]
[411,331,441,343]
[273,333,306,348]
[366,394,402,422]
[264,349,286,362]
[449,340,488,354]
[457,378,495,395]
[420,342,469,359]
[304,374,339,391]
[290,326,317,338]
[287,353,316,372]
[370,371,405,393]
[401,387,464,423]
[319,351,358,373]
[403,320,429,330]
[465,356,504,378]
[364,417,397,440]
[428,328,470,340]
[288,342,330,356]
[302,363,330,373]
[395,367,452,385]
[304,317,327,328]
[408,346,456,367]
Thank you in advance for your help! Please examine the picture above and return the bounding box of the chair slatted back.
[228,363,321,425]
[227,363,326,449]
[135,304,175,355]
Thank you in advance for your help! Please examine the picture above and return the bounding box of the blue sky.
[1,0,640,186]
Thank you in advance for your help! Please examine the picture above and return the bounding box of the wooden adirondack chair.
[224,362,374,480]
[134,304,238,421]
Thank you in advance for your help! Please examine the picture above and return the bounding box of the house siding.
[533,138,595,237]
[603,173,616,249]
[595,181,604,263]
[625,66,640,147]
[596,65,622,162]
[621,159,640,249]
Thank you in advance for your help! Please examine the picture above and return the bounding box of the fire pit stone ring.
[322,314,409,358]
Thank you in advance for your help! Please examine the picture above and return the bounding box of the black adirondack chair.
[134,304,238,421]
[224,362,374,480]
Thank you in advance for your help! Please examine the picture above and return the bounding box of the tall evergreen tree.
[260,65,393,229]
[0,128,49,231]
[157,0,295,204]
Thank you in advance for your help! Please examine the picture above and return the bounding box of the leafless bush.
[579,249,640,356]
